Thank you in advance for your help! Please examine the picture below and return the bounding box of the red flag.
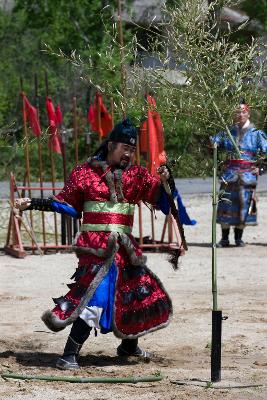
[88,92,113,138]
[87,105,94,126]
[55,104,63,126]
[140,95,166,176]
[46,97,62,154]
[22,93,41,137]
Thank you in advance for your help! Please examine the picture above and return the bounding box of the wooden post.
[110,96,114,128]
[96,93,102,143]
[73,96,79,165]
[34,73,47,247]
[160,216,168,243]
[45,72,59,247]
[117,0,126,118]
[20,83,35,252]
[59,122,69,245]
[4,173,26,258]
[49,147,59,246]
[168,214,174,244]
[146,97,156,243]
[61,130,68,184]
[71,96,79,240]
[135,130,143,246]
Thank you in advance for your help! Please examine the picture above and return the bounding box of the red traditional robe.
[42,158,172,339]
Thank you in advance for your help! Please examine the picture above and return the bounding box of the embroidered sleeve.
[54,165,85,213]
[135,167,161,206]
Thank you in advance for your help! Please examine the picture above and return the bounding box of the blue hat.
[108,118,137,146]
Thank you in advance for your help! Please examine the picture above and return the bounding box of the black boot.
[117,338,151,360]
[56,318,92,370]
[234,228,245,247]
[217,228,230,248]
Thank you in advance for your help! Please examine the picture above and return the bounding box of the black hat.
[108,118,137,146]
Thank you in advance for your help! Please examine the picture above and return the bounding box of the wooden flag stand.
[5,173,27,258]
[136,203,182,252]
[4,173,72,258]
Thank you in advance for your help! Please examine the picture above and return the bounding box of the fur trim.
[41,310,67,332]
[114,169,124,201]
[105,169,118,203]
[42,232,119,332]
[120,233,147,266]
[74,233,146,266]
[87,158,124,203]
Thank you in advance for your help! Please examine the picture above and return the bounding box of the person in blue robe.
[212,101,267,247]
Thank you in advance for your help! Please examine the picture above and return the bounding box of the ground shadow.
[0,350,142,369]
[186,242,212,248]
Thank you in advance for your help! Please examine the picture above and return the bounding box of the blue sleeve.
[176,192,197,226]
[257,130,267,154]
[157,185,197,225]
[156,185,170,215]
[51,201,80,218]
[211,131,224,147]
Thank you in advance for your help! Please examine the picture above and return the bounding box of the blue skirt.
[217,182,257,226]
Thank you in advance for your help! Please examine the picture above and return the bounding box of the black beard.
[118,157,130,169]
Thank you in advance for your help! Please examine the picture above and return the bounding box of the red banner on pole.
[21,93,42,137]
[88,92,113,138]
[46,97,62,154]
[140,94,166,176]
[55,104,63,126]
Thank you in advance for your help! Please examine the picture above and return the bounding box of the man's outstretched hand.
[14,198,31,211]
[157,165,170,183]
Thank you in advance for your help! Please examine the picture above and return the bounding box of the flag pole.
[34,73,47,247]
[59,119,67,184]
[136,131,143,246]
[110,96,114,128]
[20,78,34,252]
[56,103,67,246]
[118,0,144,245]
[146,95,156,243]
[72,96,79,239]
[96,93,102,143]
[73,96,79,165]
[117,0,126,118]
[45,72,59,247]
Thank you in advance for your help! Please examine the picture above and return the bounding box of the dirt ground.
[0,193,267,400]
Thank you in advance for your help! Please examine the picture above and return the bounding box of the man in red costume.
[16,118,175,370]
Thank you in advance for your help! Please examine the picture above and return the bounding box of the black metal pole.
[211,310,222,382]
[61,216,66,245]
